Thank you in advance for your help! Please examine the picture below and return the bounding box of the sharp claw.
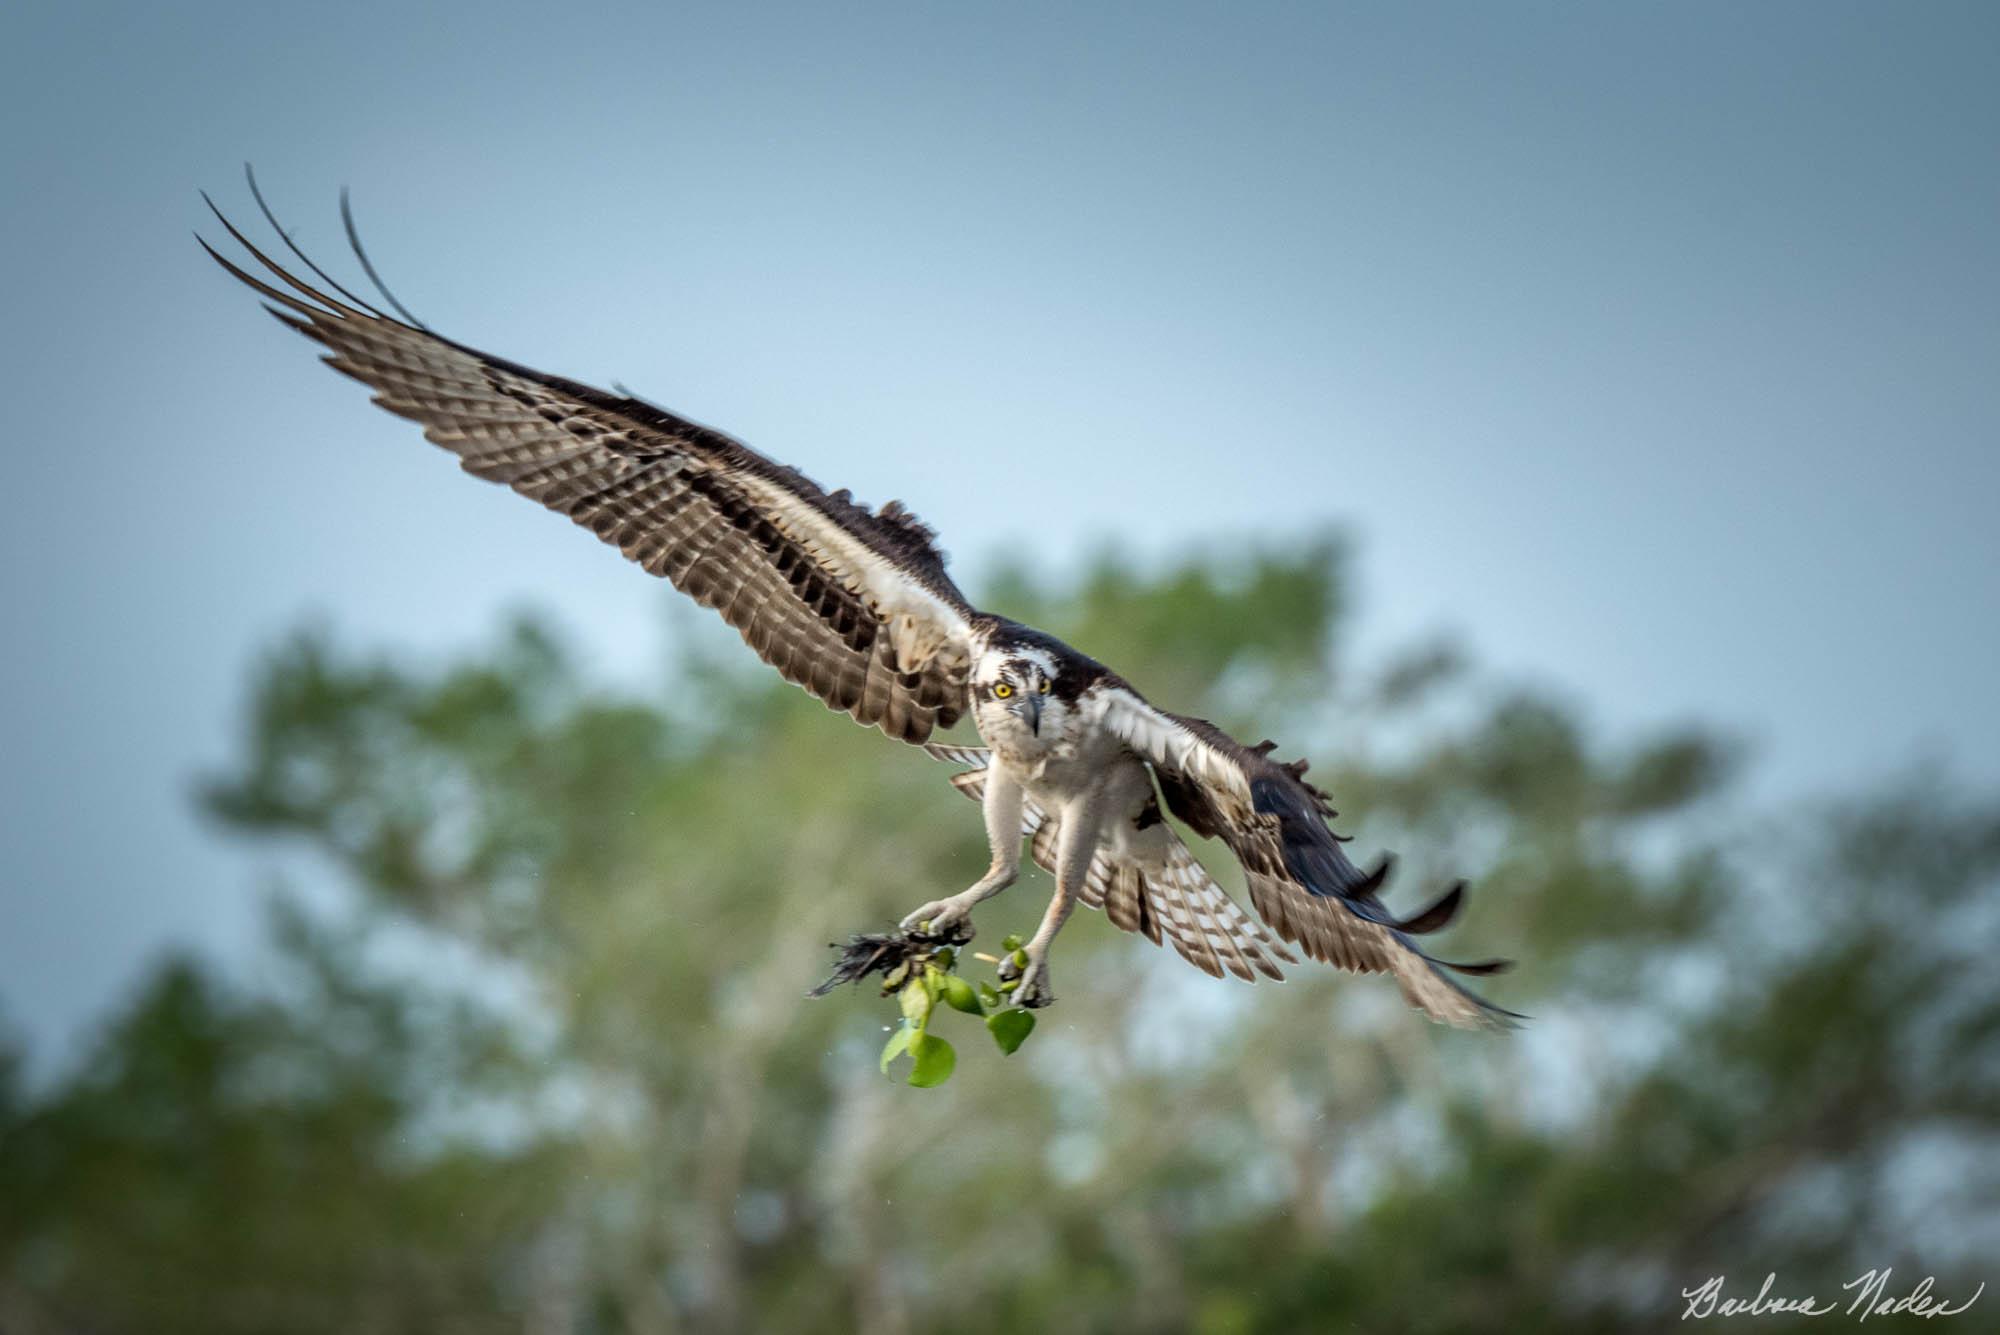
[898,904,941,933]
[929,918,974,946]
[900,903,975,944]
[1008,955,1053,1008]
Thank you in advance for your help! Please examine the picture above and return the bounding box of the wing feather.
[205,202,977,744]
[1095,687,1520,1029]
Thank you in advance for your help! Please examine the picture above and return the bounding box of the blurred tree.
[1,540,1993,1333]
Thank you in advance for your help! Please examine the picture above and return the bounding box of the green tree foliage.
[2,540,1994,1332]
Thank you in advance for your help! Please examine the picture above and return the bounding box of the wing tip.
[1411,955,1528,1031]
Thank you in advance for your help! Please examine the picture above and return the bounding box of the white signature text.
[1681,1270,1983,1322]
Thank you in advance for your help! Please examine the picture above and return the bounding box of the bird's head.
[971,644,1066,742]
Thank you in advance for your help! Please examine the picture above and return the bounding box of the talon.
[1008,954,1054,1009]
[899,900,975,944]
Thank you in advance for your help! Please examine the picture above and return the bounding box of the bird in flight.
[199,179,1517,1027]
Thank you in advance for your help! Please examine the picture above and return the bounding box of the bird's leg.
[900,765,1024,943]
[999,791,1106,1009]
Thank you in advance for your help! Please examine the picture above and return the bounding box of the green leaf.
[1000,933,1024,953]
[879,1023,913,1075]
[1010,948,1029,970]
[942,974,984,1015]
[907,1033,957,1087]
[899,979,932,1027]
[977,982,1003,1010]
[922,964,947,1003]
[987,1008,1035,1055]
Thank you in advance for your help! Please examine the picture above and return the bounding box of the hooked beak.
[1015,694,1043,736]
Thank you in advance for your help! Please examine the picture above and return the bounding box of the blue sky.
[3,1,1997,1065]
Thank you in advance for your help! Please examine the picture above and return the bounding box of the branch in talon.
[809,929,943,997]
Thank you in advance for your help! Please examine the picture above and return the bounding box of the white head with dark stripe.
[971,640,1070,747]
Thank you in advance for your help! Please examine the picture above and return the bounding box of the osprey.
[199,185,1517,1028]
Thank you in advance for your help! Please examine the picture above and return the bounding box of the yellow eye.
[1039,678,1051,694]
[993,682,1013,699]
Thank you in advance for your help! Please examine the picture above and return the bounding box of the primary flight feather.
[200,183,1518,1028]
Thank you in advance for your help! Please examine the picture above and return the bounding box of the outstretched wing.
[201,196,977,744]
[928,746,1296,982]
[1094,687,1520,1029]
